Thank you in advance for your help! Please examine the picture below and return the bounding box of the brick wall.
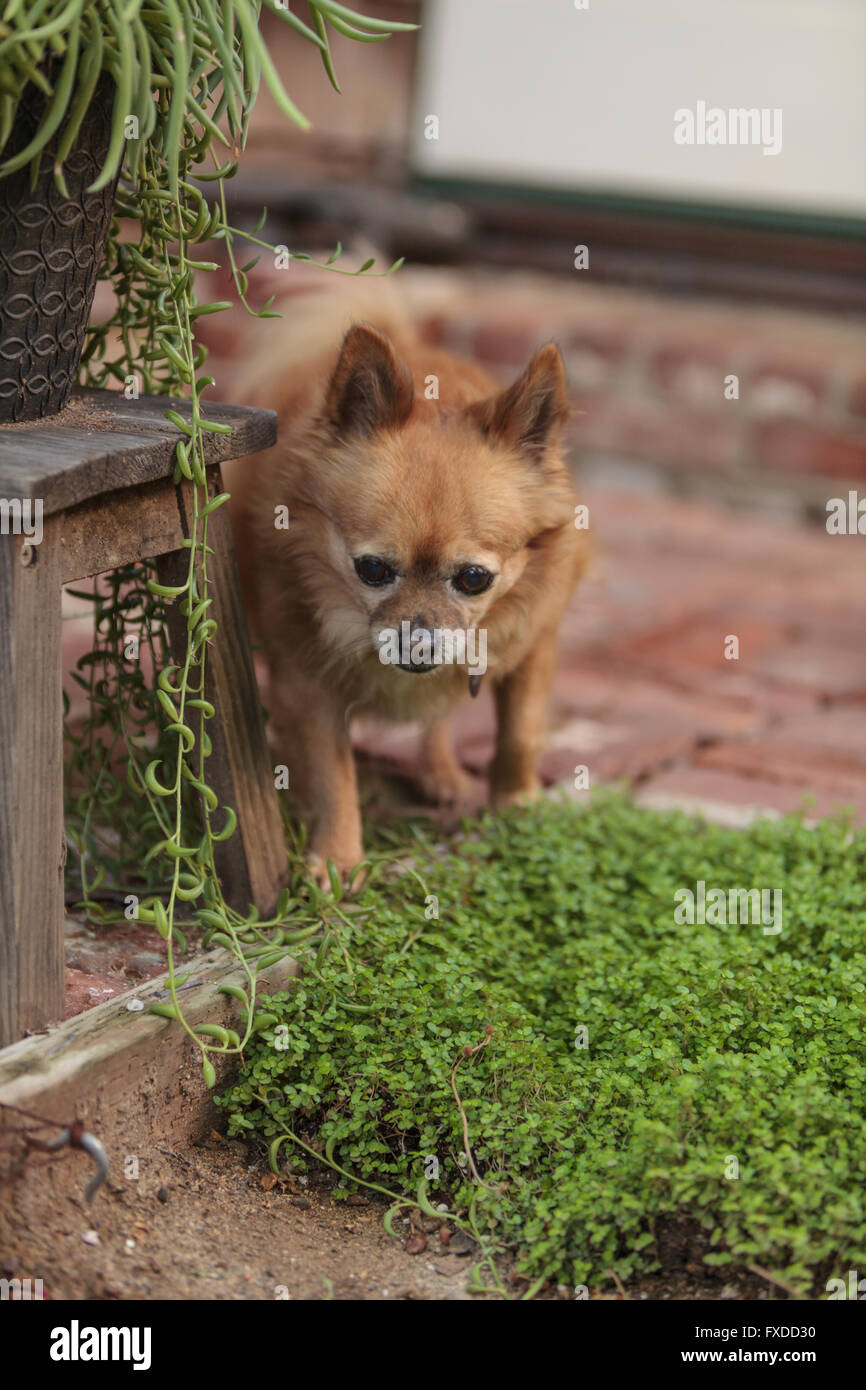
[192,255,866,513]
[410,269,866,509]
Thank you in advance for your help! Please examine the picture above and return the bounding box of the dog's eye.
[354,555,395,586]
[453,565,493,596]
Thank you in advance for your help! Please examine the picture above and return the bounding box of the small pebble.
[448,1229,477,1256]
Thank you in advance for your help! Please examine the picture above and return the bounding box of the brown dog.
[225,286,585,883]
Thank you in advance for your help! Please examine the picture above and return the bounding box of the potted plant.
[0,0,414,420]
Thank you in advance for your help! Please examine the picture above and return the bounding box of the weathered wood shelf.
[0,387,276,514]
[0,389,287,1047]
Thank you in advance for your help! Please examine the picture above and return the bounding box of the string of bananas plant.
[0,0,414,1083]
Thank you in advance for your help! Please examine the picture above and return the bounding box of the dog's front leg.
[419,717,478,807]
[268,663,363,885]
[489,628,557,810]
[305,723,363,887]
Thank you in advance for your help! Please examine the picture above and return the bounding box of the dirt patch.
[0,1136,477,1301]
[0,393,118,433]
[63,916,171,1019]
[0,1135,785,1302]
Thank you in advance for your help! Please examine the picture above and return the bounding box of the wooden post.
[0,530,65,1042]
[0,390,284,1046]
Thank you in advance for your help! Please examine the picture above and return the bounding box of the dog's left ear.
[467,344,569,462]
[323,323,415,439]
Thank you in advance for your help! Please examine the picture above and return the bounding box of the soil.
[0,393,118,433]
[1,1135,785,1302]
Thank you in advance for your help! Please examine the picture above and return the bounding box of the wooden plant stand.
[0,389,287,1047]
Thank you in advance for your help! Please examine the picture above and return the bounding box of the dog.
[224,280,586,884]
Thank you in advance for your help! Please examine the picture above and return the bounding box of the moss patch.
[219,794,866,1295]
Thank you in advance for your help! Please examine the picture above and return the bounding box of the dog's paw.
[490,781,542,814]
[305,848,367,896]
[418,762,481,809]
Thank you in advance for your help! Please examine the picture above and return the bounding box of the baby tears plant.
[220,794,866,1297]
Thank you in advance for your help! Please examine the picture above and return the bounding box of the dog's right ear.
[323,324,414,438]
[465,343,569,464]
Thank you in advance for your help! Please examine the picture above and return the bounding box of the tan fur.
[224,287,587,883]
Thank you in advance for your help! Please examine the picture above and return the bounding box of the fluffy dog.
[224,283,585,882]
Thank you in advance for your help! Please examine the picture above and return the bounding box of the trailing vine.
[0,0,415,1082]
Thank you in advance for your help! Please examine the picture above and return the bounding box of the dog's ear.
[467,344,569,462]
[323,324,414,438]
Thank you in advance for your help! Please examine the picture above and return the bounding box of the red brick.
[611,614,791,675]
[768,705,866,758]
[560,327,630,360]
[540,728,697,788]
[747,364,825,418]
[751,639,866,700]
[649,346,735,408]
[552,663,769,737]
[560,329,630,392]
[637,766,866,824]
[754,421,866,480]
[696,739,866,797]
[568,402,740,472]
[473,321,540,368]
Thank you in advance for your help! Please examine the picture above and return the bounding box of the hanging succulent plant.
[0,0,414,1083]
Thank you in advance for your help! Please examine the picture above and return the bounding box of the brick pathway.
[352,486,866,827]
[60,479,866,834]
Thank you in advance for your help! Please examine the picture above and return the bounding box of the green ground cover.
[219,794,866,1295]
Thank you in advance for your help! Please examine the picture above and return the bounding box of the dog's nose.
[405,614,435,671]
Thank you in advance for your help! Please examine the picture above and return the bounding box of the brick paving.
[349,486,866,827]
[62,481,866,832]
[194,258,866,503]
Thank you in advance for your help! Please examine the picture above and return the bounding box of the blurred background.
[193,0,866,830]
